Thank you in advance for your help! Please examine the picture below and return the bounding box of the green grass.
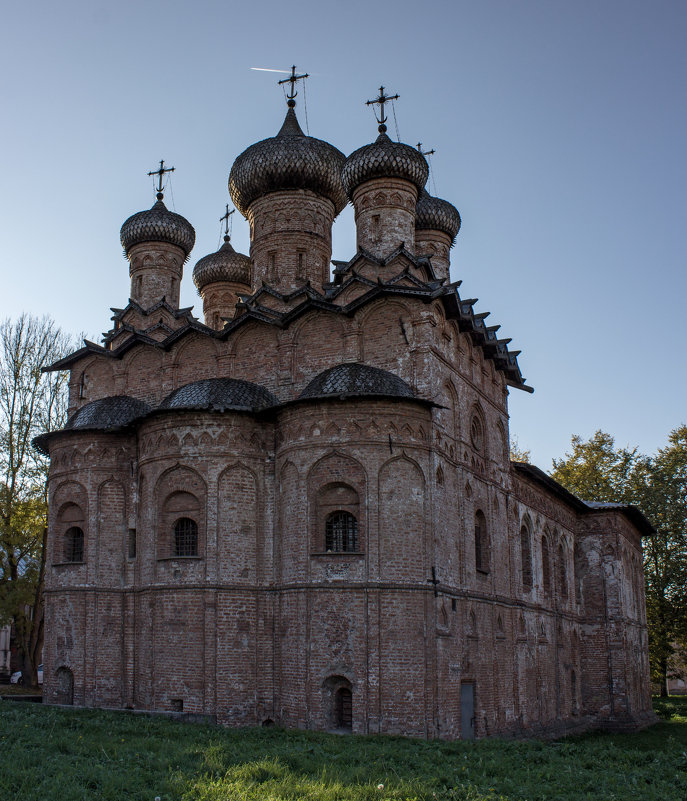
[0,698,686,801]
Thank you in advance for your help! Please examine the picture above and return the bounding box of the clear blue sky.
[1,0,685,469]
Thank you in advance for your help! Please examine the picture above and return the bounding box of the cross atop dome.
[366,86,399,134]
[147,159,175,200]
[220,204,235,240]
[278,65,309,108]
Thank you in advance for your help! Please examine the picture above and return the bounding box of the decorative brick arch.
[308,452,367,555]
[154,465,207,559]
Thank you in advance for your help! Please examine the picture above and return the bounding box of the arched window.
[64,527,84,563]
[475,510,489,573]
[174,517,198,557]
[520,523,532,591]
[57,501,86,564]
[558,543,568,602]
[325,511,358,553]
[542,535,551,596]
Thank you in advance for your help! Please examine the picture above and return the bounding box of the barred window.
[325,511,358,553]
[64,527,84,562]
[475,510,489,573]
[174,517,198,557]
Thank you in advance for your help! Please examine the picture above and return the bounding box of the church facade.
[36,87,655,738]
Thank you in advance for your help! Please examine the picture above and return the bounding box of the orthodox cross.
[220,204,235,239]
[278,65,309,107]
[366,86,399,133]
[147,159,175,199]
[427,566,440,597]
[417,142,435,157]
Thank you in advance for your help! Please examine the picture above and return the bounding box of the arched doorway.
[334,687,352,730]
[55,666,74,705]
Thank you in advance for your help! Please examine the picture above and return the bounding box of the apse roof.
[299,363,416,401]
[159,378,278,412]
[65,395,152,431]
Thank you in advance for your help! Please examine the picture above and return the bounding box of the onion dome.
[415,188,462,244]
[192,237,251,292]
[228,108,347,216]
[65,396,152,431]
[120,195,196,261]
[160,378,278,413]
[342,133,429,199]
[299,363,415,400]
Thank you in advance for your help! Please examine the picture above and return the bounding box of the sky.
[1,0,685,469]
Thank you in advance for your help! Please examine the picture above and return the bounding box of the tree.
[631,427,687,695]
[509,436,531,463]
[551,428,687,696]
[550,430,640,504]
[0,315,71,687]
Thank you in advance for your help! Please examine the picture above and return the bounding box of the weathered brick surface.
[42,151,654,739]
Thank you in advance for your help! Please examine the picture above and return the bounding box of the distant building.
[35,85,655,737]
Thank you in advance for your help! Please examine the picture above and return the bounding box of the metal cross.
[366,86,399,133]
[417,142,435,157]
[220,204,235,238]
[278,65,309,107]
[427,566,440,597]
[147,160,175,196]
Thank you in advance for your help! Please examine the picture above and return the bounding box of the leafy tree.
[551,430,640,503]
[631,427,687,695]
[551,428,687,696]
[0,315,71,687]
[509,436,531,463]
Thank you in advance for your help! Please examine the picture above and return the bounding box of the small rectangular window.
[128,528,137,559]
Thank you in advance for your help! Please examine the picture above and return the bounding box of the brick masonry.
[40,121,655,738]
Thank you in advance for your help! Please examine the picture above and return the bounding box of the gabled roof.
[511,462,655,536]
[45,249,531,391]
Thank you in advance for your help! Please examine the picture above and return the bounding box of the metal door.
[461,682,475,739]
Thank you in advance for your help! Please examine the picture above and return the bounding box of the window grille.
[64,527,84,562]
[325,511,358,552]
[174,517,198,557]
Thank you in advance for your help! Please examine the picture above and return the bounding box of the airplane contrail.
[251,67,291,73]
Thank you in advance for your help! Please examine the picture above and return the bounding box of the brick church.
[36,80,655,738]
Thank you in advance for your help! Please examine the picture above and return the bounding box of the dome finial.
[278,65,309,108]
[147,159,175,201]
[366,86,399,134]
[220,204,235,242]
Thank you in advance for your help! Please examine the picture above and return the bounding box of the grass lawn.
[0,697,685,801]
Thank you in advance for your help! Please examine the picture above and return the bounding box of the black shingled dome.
[229,108,347,216]
[160,378,278,412]
[342,133,429,199]
[299,363,415,400]
[65,396,152,431]
[120,198,196,260]
[415,188,462,244]
[192,237,252,292]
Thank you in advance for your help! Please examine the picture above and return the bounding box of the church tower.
[192,207,252,329]
[120,161,195,309]
[229,69,346,292]
[342,87,428,258]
